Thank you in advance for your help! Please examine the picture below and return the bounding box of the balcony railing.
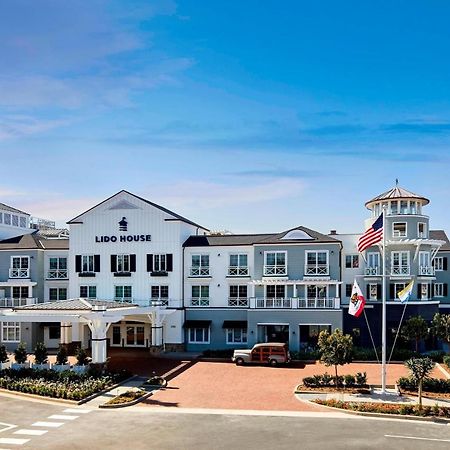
[419,266,435,276]
[304,265,329,275]
[149,298,182,308]
[298,297,336,309]
[365,267,379,276]
[228,297,249,307]
[228,266,249,276]
[9,268,30,279]
[263,265,287,276]
[256,297,292,308]
[390,266,410,276]
[190,297,210,307]
[0,297,37,307]
[190,267,210,277]
[47,269,68,279]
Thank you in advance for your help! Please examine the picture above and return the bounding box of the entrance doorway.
[258,324,289,344]
[109,322,149,347]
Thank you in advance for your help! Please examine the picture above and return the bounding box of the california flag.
[348,280,365,318]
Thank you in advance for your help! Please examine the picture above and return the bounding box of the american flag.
[357,213,383,253]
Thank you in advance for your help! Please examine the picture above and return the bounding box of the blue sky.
[1,0,450,233]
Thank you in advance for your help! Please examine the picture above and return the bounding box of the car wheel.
[235,357,244,366]
[269,359,278,367]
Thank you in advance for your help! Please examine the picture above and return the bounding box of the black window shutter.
[147,254,153,272]
[389,284,394,300]
[366,285,370,299]
[75,255,81,273]
[377,284,382,299]
[94,255,100,272]
[111,255,117,272]
[166,254,173,272]
[444,257,448,271]
[130,254,136,272]
[444,283,448,297]
[417,283,422,298]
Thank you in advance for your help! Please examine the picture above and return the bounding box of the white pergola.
[0,299,175,364]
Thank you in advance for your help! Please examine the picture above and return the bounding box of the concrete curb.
[436,363,450,380]
[0,387,78,405]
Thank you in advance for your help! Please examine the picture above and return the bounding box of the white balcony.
[263,265,287,276]
[255,297,291,308]
[190,297,210,307]
[190,267,211,277]
[249,297,340,309]
[365,267,380,276]
[419,266,435,276]
[298,297,339,309]
[149,298,182,308]
[0,297,37,307]
[47,269,68,279]
[9,268,30,279]
[228,266,249,276]
[304,265,329,276]
[228,297,249,307]
[390,266,410,276]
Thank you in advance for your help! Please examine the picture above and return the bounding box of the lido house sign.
[95,234,152,243]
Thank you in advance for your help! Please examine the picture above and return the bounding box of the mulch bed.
[400,390,450,401]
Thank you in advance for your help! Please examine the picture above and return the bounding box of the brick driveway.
[140,360,445,412]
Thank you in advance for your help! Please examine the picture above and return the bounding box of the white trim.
[298,323,332,326]
[1,321,21,342]
[187,326,210,344]
[257,323,290,326]
[225,327,248,344]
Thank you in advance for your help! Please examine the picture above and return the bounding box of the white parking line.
[14,429,48,436]
[385,434,450,442]
[0,437,30,445]
[31,421,64,428]
[48,415,78,421]
[63,408,91,414]
[0,422,16,433]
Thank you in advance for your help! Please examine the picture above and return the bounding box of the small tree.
[34,342,48,365]
[56,345,68,365]
[14,342,28,364]
[405,357,435,409]
[0,345,8,363]
[75,347,89,366]
[401,316,428,353]
[318,329,353,388]
[432,313,450,350]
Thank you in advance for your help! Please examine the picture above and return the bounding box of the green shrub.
[397,376,450,393]
[443,355,450,370]
[290,348,321,360]
[34,342,48,365]
[344,374,355,387]
[75,347,89,366]
[355,372,367,386]
[321,373,333,386]
[425,350,446,363]
[0,345,8,364]
[56,346,68,365]
[14,343,27,364]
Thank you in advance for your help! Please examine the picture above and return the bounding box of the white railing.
[47,269,68,279]
[263,265,287,276]
[365,267,379,276]
[255,297,291,308]
[228,297,249,307]
[298,297,337,309]
[390,266,410,276]
[304,265,329,275]
[190,267,210,277]
[9,268,30,278]
[0,297,37,307]
[228,266,249,276]
[149,298,182,308]
[419,266,434,276]
[190,297,210,306]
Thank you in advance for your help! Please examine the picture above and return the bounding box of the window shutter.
[377,284,382,300]
[389,284,394,300]
[111,255,117,272]
[147,254,153,272]
[417,283,422,298]
[130,254,136,272]
[444,283,448,297]
[366,285,370,299]
[94,255,100,273]
[444,257,448,271]
[166,254,173,272]
[75,255,81,273]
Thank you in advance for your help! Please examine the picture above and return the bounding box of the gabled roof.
[15,299,136,311]
[0,231,69,250]
[365,185,429,208]
[183,226,341,247]
[0,202,30,216]
[67,190,208,231]
[430,230,450,251]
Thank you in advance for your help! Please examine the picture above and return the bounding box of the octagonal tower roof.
[365,184,429,209]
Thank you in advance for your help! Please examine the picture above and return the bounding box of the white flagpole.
[381,208,387,394]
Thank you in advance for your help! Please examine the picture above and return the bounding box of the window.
[82,255,94,272]
[188,327,210,343]
[434,283,444,297]
[391,283,406,299]
[147,254,173,273]
[229,285,248,306]
[12,286,29,298]
[117,254,130,272]
[49,326,61,340]
[345,284,352,297]
[418,222,427,238]
[76,255,100,274]
[433,257,447,271]
[115,285,132,302]
[49,288,67,301]
[2,322,20,342]
[19,216,27,228]
[420,283,429,300]
[10,256,29,278]
[151,285,169,299]
[305,251,328,275]
[264,252,287,275]
[307,285,327,299]
[226,328,247,344]
[369,283,378,300]
[191,285,209,306]
[4,213,11,225]
[390,201,398,214]
[191,255,210,276]
[228,254,248,276]
[80,285,97,299]
[393,222,407,237]
[12,215,18,226]
[391,251,409,275]
[48,257,68,278]
[400,201,408,214]
[154,254,166,272]
[266,285,286,298]
[345,255,359,268]
[366,252,380,275]
[0,212,2,223]
[112,326,121,345]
